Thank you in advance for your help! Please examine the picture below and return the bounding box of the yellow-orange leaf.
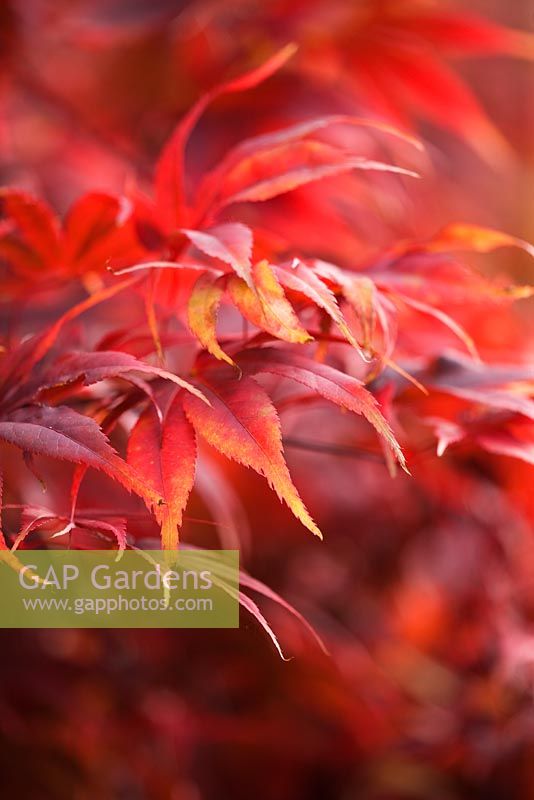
[228,260,312,344]
[426,223,534,261]
[187,273,236,367]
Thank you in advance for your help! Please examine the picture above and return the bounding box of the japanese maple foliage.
[0,2,533,797]
[1,37,533,598]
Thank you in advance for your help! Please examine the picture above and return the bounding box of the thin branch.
[283,436,385,461]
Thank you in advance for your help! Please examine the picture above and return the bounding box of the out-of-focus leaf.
[0,188,61,268]
[208,139,418,211]
[63,192,137,273]
[420,223,534,263]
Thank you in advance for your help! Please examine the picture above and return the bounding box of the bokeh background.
[0,2,533,798]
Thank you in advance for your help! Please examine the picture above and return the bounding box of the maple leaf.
[0,405,162,514]
[228,260,312,345]
[0,189,61,267]
[31,350,208,407]
[395,222,534,268]
[155,44,299,230]
[182,374,322,538]
[419,356,534,467]
[427,415,534,467]
[10,508,129,555]
[182,223,253,286]
[275,259,360,351]
[124,49,422,365]
[127,391,197,550]
[234,347,407,471]
[0,189,141,288]
[428,357,534,422]
[196,115,421,217]
[187,273,236,368]
[145,52,420,243]
[291,1,534,160]
[0,319,209,550]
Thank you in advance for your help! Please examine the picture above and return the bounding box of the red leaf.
[128,393,197,549]
[209,139,418,211]
[63,192,137,273]
[402,11,534,58]
[197,115,422,217]
[393,292,479,361]
[182,375,322,538]
[430,357,534,421]
[426,415,534,467]
[275,259,359,350]
[33,350,210,405]
[0,189,61,267]
[154,44,297,229]
[182,223,253,286]
[423,223,534,263]
[0,405,162,512]
[235,347,407,471]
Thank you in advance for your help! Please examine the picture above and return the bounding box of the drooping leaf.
[275,259,360,351]
[375,249,533,307]
[75,517,129,554]
[228,260,312,344]
[429,357,534,421]
[392,292,480,361]
[187,273,236,367]
[182,375,322,538]
[341,275,378,359]
[426,414,534,467]
[0,405,162,512]
[27,350,210,407]
[128,392,197,549]
[423,223,534,262]
[207,139,418,211]
[197,115,422,218]
[182,223,253,286]
[235,347,407,472]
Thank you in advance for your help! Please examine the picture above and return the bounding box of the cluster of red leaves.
[0,1,534,797]
[1,43,532,548]
[1,46,533,658]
